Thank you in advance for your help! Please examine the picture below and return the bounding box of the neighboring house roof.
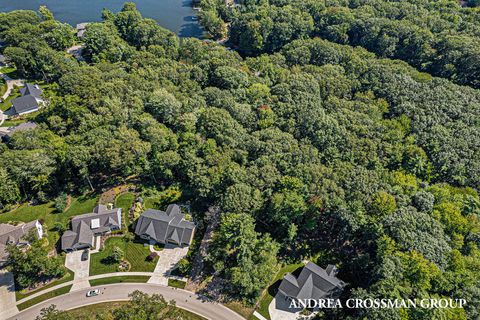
[0,121,37,138]
[134,204,195,245]
[0,54,6,63]
[76,23,89,38]
[10,95,39,115]
[61,204,122,251]
[0,220,43,262]
[278,262,346,300]
[6,84,43,116]
[20,83,42,100]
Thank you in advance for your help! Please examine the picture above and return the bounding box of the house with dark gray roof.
[278,262,346,301]
[61,204,121,252]
[0,121,37,141]
[134,204,195,246]
[0,220,43,266]
[6,83,44,117]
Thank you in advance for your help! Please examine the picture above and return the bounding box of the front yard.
[89,236,158,275]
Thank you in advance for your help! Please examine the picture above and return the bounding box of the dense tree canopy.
[1,3,480,318]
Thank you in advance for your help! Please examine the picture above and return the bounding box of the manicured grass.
[254,263,304,320]
[0,118,25,127]
[168,279,186,289]
[153,243,164,251]
[68,302,206,320]
[0,88,19,111]
[0,66,19,78]
[15,265,74,300]
[89,237,158,275]
[0,78,6,97]
[115,192,135,228]
[17,285,72,311]
[89,275,150,286]
[0,194,99,250]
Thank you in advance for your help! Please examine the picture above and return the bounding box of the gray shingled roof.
[10,95,40,115]
[61,205,121,251]
[134,204,195,245]
[278,262,346,300]
[20,83,42,100]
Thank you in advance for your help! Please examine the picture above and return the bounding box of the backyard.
[115,192,135,228]
[89,236,158,275]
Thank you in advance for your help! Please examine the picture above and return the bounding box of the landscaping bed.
[89,275,150,286]
[167,279,187,289]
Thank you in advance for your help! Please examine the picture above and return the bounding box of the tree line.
[0,4,479,319]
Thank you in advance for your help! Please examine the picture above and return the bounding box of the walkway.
[0,269,18,320]
[0,72,23,101]
[9,283,244,320]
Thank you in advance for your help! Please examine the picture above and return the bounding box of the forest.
[0,1,479,319]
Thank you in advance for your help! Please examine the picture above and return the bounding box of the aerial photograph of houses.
[0,0,479,320]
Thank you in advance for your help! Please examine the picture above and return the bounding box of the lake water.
[0,0,203,38]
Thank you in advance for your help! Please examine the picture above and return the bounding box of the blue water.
[0,0,203,38]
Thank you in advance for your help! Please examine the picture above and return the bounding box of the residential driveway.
[65,251,90,292]
[148,244,188,285]
[268,293,303,320]
[0,269,18,319]
[0,72,23,101]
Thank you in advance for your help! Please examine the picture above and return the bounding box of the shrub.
[54,192,68,213]
[146,252,158,261]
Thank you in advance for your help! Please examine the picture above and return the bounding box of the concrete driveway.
[0,269,18,319]
[148,244,188,285]
[65,250,90,291]
[268,293,303,320]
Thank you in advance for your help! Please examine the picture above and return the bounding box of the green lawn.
[253,263,304,320]
[0,87,19,112]
[115,192,135,229]
[168,279,186,289]
[17,285,72,311]
[89,275,150,286]
[0,66,19,78]
[0,118,26,127]
[0,78,6,97]
[68,302,206,320]
[0,194,99,250]
[90,237,158,275]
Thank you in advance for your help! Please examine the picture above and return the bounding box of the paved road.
[8,283,244,320]
[0,270,18,320]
